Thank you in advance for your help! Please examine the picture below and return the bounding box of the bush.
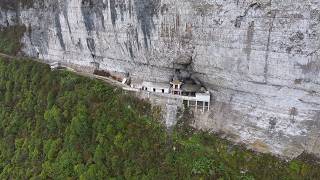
[0,58,319,179]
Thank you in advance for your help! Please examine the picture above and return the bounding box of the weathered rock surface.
[1,0,320,159]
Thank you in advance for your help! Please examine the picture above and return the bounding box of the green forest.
[0,58,320,179]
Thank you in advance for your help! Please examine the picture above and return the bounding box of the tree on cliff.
[0,58,319,179]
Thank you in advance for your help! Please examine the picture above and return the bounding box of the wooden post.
[187,100,190,107]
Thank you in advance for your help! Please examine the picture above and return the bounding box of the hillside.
[1,0,319,158]
[0,58,320,179]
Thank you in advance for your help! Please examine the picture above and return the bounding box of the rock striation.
[0,0,320,158]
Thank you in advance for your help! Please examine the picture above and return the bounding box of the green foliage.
[44,105,62,134]
[0,25,26,55]
[0,58,319,179]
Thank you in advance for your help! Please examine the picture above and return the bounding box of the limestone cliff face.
[1,0,320,158]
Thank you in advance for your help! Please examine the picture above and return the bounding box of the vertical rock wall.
[0,0,320,158]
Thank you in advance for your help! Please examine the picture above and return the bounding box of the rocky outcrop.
[0,0,320,159]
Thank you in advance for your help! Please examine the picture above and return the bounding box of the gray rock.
[1,0,320,159]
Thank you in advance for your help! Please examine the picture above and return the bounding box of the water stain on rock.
[297,60,320,75]
[81,0,106,32]
[134,0,161,49]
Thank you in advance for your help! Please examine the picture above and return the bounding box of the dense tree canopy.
[0,58,319,179]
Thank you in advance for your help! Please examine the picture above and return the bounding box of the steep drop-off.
[1,58,320,179]
[0,0,320,158]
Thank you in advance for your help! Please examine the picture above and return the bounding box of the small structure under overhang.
[181,92,211,112]
[181,84,202,96]
[50,62,63,70]
[142,81,171,94]
[170,79,183,95]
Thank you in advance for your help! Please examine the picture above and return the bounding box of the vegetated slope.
[0,59,319,179]
[0,25,26,55]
